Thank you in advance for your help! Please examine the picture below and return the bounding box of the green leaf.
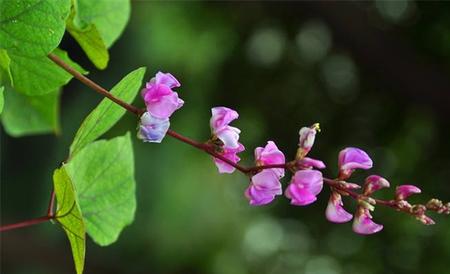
[0,86,4,114]
[65,133,136,246]
[0,0,71,57]
[69,67,146,157]
[73,0,130,48]
[1,86,60,137]
[53,167,86,274]
[67,22,109,70]
[9,48,87,96]
[0,48,13,85]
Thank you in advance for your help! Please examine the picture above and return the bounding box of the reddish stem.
[0,216,52,232]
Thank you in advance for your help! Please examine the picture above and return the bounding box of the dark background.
[2,1,450,274]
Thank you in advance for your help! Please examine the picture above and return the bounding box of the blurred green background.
[2,1,450,274]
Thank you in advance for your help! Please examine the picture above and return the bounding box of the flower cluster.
[138,72,183,143]
[209,107,245,173]
[138,71,448,236]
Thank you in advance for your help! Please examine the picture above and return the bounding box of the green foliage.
[53,167,86,274]
[1,86,60,136]
[8,48,87,96]
[0,49,13,85]
[0,86,3,113]
[0,0,71,57]
[69,67,146,157]
[67,20,109,69]
[65,133,136,246]
[67,0,130,69]
[73,0,130,47]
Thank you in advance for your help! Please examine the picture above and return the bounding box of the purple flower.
[363,175,390,196]
[285,170,323,206]
[210,107,245,173]
[297,123,320,158]
[326,192,353,223]
[338,147,373,179]
[246,141,285,205]
[137,112,170,143]
[142,72,184,119]
[245,170,283,205]
[396,185,421,200]
[352,207,383,235]
[213,144,245,174]
[254,141,286,177]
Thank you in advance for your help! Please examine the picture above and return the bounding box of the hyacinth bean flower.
[352,206,383,235]
[141,72,184,119]
[213,144,245,174]
[245,169,283,205]
[137,112,170,143]
[285,169,323,206]
[210,107,245,173]
[210,107,241,149]
[338,147,373,179]
[363,175,390,196]
[245,141,285,205]
[326,191,353,223]
[297,123,320,159]
[254,141,286,177]
[396,185,421,200]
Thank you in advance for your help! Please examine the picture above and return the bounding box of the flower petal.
[395,185,421,200]
[210,107,239,133]
[352,208,383,235]
[325,192,353,223]
[338,147,373,179]
[137,112,170,143]
[363,175,390,195]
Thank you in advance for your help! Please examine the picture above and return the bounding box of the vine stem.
[45,54,425,215]
[0,53,427,233]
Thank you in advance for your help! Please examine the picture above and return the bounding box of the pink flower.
[396,185,421,200]
[245,141,285,205]
[254,141,286,177]
[210,107,241,149]
[213,144,245,174]
[326,192,353,223]
[210,107,244,173]
[363,175,390,195]
[245,170,283,205]
[338,147,373,179]
[352,207,383,235]
[137,112,170,143]
[142,72,184,119]
[285,170,323,206]
[297,123,320,158]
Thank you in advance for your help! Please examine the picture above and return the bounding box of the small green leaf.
[1,86,60,137]
[9,48,87,96]
[0,86,4,114]
[69,67,146,157]
[73,0,130,48]
[0,0,71,57]
[0,49,13,85]
[65,133,136,246]
[67,22,109,69]
[53,167,86,274]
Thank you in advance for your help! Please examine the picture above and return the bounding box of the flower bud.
[326,192,353,223]
[363,175,390,195]
[297,123,320,159]
[338,147,373,179]
[352,206,383,235]
[395,185,421,200]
